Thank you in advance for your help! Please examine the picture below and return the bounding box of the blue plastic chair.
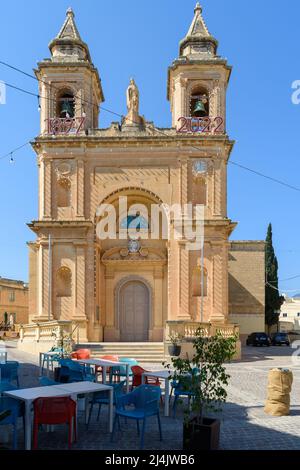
[112,384,162,449]
[172,374,196,417]
[110,358,138,382]
[0,361,19,386]
[0,382,18,396]
[39,376,60,386]
[87,380,126,427]
[0,397,25,449]
[58,359,95,383]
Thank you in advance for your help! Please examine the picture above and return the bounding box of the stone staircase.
[76,342,165,363]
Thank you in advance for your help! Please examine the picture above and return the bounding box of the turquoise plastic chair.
[111,384,162,449]
[110,358,138,382]
[0,397,25,449]
[41,347,63,373]
[87,380,126,427]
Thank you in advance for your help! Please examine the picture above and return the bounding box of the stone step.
[76,342,165,363]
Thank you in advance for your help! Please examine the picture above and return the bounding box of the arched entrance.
[119,280,150,341]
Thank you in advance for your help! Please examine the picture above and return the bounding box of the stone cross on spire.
[179,2,218,58]
[56,7,82,41]
[48,8,91,62]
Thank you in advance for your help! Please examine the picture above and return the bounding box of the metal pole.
[48,234,52,321]
[200,239,204,323]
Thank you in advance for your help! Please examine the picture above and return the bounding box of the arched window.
[57,92,75,118]
[190,87,209,118]
[192,267,208,297]
[56,267,72,297]
[120,214,149,230]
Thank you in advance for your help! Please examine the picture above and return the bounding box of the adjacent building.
[279,295,300,332]
[0,277,29,327]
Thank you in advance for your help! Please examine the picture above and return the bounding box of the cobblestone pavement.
[2,341,300,450]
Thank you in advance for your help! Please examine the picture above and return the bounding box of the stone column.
[211,241,227,323]
[76,159,85,218]
[152,266,164,341]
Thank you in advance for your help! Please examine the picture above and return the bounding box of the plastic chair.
[131,366,161,389]
[112,384,162,449]
[97,355,119,381]
[58,359,95,383]
[110,358,138,383]
[71,349,91,360]
[41,347,63,373]
[172,375,196,417]
[33,396,77,449]
[0,361,19,386]
[0,397,25,449]
[39,376,60,386]
[0,382,18,396]
[87,380,126,427]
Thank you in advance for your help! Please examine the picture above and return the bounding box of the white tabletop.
[52,381,113,394]
[142,370,173,379]
[40,351,60,356]
[77,358,128,367]
[4,385,71,401]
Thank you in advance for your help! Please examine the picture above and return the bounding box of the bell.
[60,99,74,118]
[192,99,207,117]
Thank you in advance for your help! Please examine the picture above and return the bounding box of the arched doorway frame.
[114,275,153,341]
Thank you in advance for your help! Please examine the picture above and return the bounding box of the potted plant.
[168,333,183,357]
[165,328,237,450]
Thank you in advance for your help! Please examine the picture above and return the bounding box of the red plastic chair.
[71,349,91,360]
[33,397,77,449]
[131,365,161,388]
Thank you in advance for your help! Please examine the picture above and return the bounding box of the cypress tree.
[265,223,284,332]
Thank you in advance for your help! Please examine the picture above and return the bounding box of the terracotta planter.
[168,345,181,357]
[183,417,220,450]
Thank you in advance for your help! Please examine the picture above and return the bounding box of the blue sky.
[0,0,299,294]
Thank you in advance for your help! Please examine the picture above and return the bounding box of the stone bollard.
[264,368,293,416]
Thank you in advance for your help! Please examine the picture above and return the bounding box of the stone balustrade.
[165,320,239,341]
[18,320,74,354]
[165,320,241,360]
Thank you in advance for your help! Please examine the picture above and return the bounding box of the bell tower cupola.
[167,2,231,131]
[36,8,104,135]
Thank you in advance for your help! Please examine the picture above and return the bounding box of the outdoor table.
[39,351,60,376]
[141,370,172,417]
[4,381,113,450]
[77,358,131,393]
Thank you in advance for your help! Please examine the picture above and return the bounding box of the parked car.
[271,332,290,346]
[246,332,271,347]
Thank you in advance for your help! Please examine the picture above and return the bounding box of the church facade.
[27,4,265,344]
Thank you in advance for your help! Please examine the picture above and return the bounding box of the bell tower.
[167,2,231,130]
[36,8,104,135]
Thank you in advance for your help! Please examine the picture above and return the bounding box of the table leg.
[85,394,90,425]
[141,373,145,385]
[108,388,113,433]
[102,366,107,384]
[47,356,50,377]
[24,400,32,450]
[164,379,170,417]
[126,364,130,393]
